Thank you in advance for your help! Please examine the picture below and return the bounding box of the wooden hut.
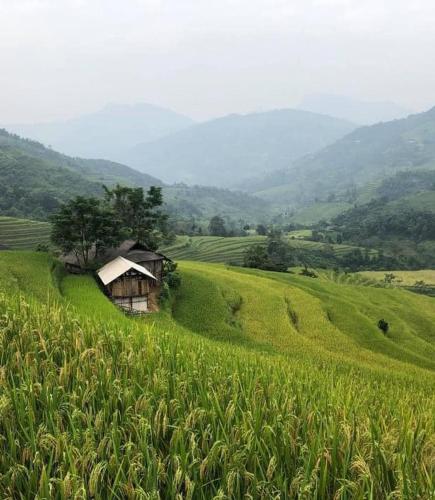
[62,240,169,284]
[97,256,158,313]
[61,240,170,312]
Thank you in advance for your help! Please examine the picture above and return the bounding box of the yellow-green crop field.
[0,216,51,249]
[0,251,434,498]
[161,235,362,265]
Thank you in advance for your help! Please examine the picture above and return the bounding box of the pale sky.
[0,0,434,123]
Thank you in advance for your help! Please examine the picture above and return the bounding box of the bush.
[166,271,181,289]
[378,319,389,334]
[300,267,318,278]
[159,281,171,300]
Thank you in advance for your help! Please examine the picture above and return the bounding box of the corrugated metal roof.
[97,256,157,285]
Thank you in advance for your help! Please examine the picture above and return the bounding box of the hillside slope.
[0,252,433,497]
[0,129,269,223]
[160,235,367,266]
[252,106,435,205]
[126,109,355,186]
[6,103,195,160]
[0,128,161,218]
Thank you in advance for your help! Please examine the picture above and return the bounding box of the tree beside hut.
[51,185,178,312]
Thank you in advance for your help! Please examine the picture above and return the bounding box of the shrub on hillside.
[378,319,389,334]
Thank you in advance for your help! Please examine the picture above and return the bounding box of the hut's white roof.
[97,256,157,285]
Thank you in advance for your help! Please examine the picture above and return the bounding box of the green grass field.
[161,235,364,265]
[0,216,51,249]
[0,251,434,497]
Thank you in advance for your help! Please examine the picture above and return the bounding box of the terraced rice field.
[0,252,434,497]
[161,235,365,265]
[0,216,51,249]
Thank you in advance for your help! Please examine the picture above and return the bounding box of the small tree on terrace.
[243,244,268,268]
[256,224,268,236]
[208,215,227,236]
[51,196,121,267]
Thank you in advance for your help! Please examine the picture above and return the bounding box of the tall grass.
[0,253,433,498]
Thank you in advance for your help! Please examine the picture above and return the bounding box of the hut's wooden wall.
[138,259,164,284]
[108,274,151,298]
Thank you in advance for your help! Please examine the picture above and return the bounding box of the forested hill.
[250,106,435,205]
[124,108,355,186]
[0,128,270,222]
[0,128,162,218]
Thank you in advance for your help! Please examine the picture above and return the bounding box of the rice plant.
[0,252,433,498]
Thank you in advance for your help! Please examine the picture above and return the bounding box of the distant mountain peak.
[124,108,356,186]
[298,93,413,125]
[4,103,195,161]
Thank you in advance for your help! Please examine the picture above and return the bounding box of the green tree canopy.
[208,215,227,236]
[50,196,121,266]
[104,185,167,249]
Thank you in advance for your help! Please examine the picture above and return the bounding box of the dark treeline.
[333,200,435,242]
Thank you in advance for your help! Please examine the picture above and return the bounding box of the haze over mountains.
[3,98,435,226]
[249,106,435,206]
[298,94,413,125]
[124,109,355,186]
[5,103,195,161]
[6,103,357,187]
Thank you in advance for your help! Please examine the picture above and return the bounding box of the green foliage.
[334,199,435,242]
[332,199,435,267]
[378,319,389,334]
[104,184,167,249]
[50,196,121,265]
[243,231,296,272]
[163,184,271,225]
[256,223,268,235]
[299,266,317,278]
[243,243,269,269]
[208,215,227,236]
[0,128,158,219]
[163,260,181,290]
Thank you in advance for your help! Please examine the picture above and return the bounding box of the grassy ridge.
[0,216,51,249]
[0,252,434,497]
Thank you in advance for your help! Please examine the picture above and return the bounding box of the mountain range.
[6,105,356,188]
[124,109,356,186]
[249,106,435,207]
[3,101,435,229]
